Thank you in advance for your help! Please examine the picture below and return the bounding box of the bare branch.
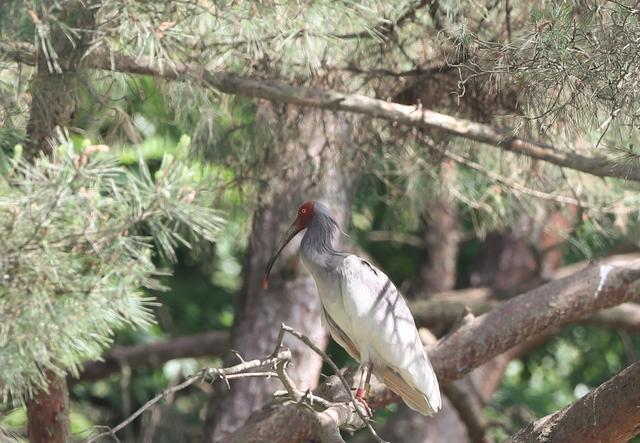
[3,41,639,182]
[83,322,388,443]
[279,324,385,443]
[86,350,291,443]
[432,259,640,381]
[88,373,202,443]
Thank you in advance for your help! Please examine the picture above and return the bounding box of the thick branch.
[507,361,640,443]
[3,41,639,182]
[432,260,640,381]
[411,291,640,336]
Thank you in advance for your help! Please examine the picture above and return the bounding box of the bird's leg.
[354,362,373,417]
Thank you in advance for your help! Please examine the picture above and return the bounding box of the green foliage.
[0,143,224,403]
[489,325,631,436]
[455,1,640,138]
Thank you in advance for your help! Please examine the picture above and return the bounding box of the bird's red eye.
[301,208,307,214]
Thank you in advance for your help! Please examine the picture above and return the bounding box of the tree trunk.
[23,4,96,440]
[26,371,70,443]
[420,161,459,294]
[203,103,357,441]
[25,4,93,158]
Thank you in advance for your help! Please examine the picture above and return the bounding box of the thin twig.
[87,374,201,443]
[87,350,291,442]
[443,149,617,210]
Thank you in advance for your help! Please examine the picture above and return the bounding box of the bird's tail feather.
[382,367,437,416]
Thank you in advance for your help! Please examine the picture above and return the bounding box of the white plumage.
[264,201,441,415]
[303,253,441,415]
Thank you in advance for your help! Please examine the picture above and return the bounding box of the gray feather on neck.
[304,212,340,254]
[300,211,346,274]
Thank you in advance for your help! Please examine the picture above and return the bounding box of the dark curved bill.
[262,220,303,290]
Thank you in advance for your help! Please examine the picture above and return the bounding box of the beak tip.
[262,276,269,290]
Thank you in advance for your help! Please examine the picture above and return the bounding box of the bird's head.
[262,200,320,290]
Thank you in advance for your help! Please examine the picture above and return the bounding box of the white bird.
[263,201,441,416]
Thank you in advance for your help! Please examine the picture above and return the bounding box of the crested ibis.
[263,201,441,416]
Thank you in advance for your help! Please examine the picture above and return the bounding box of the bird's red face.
[263,201,315,290]
[296,201,315,228]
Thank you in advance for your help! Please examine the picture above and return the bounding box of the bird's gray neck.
[300,213,343,271]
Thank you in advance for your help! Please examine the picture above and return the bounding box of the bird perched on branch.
[263,201,441,416]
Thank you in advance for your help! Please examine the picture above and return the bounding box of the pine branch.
[335,0,432,40]
[3,41,640,182]
[0,148,224,402]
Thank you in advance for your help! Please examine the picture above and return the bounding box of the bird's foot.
[354,388,373,418]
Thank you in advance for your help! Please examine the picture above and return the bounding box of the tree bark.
[203,104,357,441]
[23,4,95,440]
[26,371,70,443]
[420,161,459,295]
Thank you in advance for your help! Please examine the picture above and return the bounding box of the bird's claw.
[354,388,373,418]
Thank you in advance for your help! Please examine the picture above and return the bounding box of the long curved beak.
[263,219,304,290]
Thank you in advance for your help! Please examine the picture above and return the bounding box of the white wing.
[338,255,441,415]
